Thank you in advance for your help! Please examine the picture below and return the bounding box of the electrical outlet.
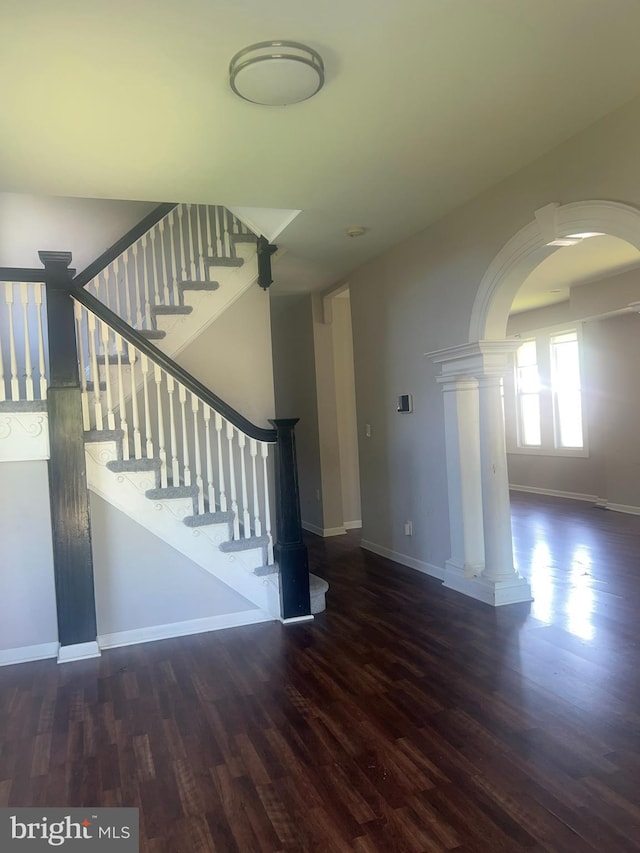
[404,521,413,536]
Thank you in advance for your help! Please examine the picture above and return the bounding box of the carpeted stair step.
[107,458,161,474]
[145,484,198,501]
[138,328,166,340]
[97,354,132,365]
[206,255,244,268]
[183,511,235,528]
[233,233,258,244]
[85,428,124,444]
[86,380,107,392]
[219,535,269,553]
[151,304,193,317]
[178,281,220,293]
[310,573,329,614]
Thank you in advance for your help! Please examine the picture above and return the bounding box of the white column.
[429,341,532,607]
[438,376,484,581]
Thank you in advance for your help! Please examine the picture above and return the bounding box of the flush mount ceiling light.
[229,41,324,106]
[346,225,366,238]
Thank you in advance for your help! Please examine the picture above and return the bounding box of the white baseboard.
[605,502,640,516]
[0,641,59,668]
[98,609,273,650]
[510,485,640,516]
[302,521,347,537]
[509,484,599,503]
[344,520,362,530]
[360,539,444,581]
[58,640,101,664]
[281,615,314,625]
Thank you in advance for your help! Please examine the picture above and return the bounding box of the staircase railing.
[72,286,276,562]
[76,203,255,334]
[0,276,48,405]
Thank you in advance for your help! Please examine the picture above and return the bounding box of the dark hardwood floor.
[2,492,640,851]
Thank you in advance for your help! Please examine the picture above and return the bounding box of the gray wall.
[91,493,256,637]
[0,461,58,652]
[343,94,640,572]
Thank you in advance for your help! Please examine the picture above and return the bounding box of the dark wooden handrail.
[72,202,178,289]
[0,267,47,282]
[70,284,278,443]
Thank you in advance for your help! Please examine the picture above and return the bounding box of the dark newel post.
[269,418,311,619]
[41,251,98,649]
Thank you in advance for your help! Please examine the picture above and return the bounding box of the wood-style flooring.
[1,492,640,851]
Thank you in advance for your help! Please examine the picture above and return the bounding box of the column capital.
[427,340,519,380]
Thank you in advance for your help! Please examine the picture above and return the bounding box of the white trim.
[281,615,314,625]
[0,411,50,462]
[0,641,59,667]
[601,502,640,516]
[344,520,362,530]
[57,641,101,664]
[509,484,599,503]
[98,609,273,650]
[301,521,346,537]
[360,539,444,581]
[442,563,533,606]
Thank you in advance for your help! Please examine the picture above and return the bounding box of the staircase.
[0,202,326,663]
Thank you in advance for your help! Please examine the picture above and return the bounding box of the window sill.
[507,446,589,459]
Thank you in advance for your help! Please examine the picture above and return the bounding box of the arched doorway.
[431,200,640,606]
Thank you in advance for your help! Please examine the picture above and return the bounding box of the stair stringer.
[84,439,281,619]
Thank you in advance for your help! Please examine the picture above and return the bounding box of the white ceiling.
[4,0,640,293]
[511,236,640,314]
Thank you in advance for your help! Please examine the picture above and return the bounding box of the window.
[511,328,586,456]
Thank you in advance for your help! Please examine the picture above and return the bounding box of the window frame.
[506,323,589,459]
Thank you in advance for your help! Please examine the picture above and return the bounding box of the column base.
[57,640,101,664]
[443,563,532,607]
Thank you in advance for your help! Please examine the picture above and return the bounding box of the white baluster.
[215,412,227,511]
[133,244,143,330]
[150,229,161,308]
[155,365,167,488]
[214,207,223,257]
[250,438,262,537]
[114,332,129,460]
[261,443,274,564]
[140,353,154,458]
[192,394,205,514]
[223,208,232,258]
[168,210,180,305]
[195,206,206,280]
[129,344,142,459]
[100,319,115,430]
[206,206,214,257]
[74,301,90,430]
[178,206,188,281]
[141,235,151,328]
[124,248,135,328]
[159,220,170,304]
[35,284,47,400]
[166,375,180,485]
[20,283,34,401]
[226,420,239,539]
[179,384,191,486]
[87,311,103,430]
[238,433,251,538]
[113,259,121,318]
[203,406,216,512]
[232,213,239,235]
[6,283,19,400]
[186,204,197,279]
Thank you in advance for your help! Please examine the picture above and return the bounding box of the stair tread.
[146,485,198,500]
[219,535,269,552]
[183,511,235,528]
[107,458,161,473]
[85,429,124,443]
[206,256,244,268]
[178,281,220,292]
[138,329,166,340]
[151,304,193,316]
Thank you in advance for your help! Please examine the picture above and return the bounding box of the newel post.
[269,418,311,620]
[41,251,100,661]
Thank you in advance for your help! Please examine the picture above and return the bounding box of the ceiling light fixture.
[229,41,324,106]
[346,226,366,238]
